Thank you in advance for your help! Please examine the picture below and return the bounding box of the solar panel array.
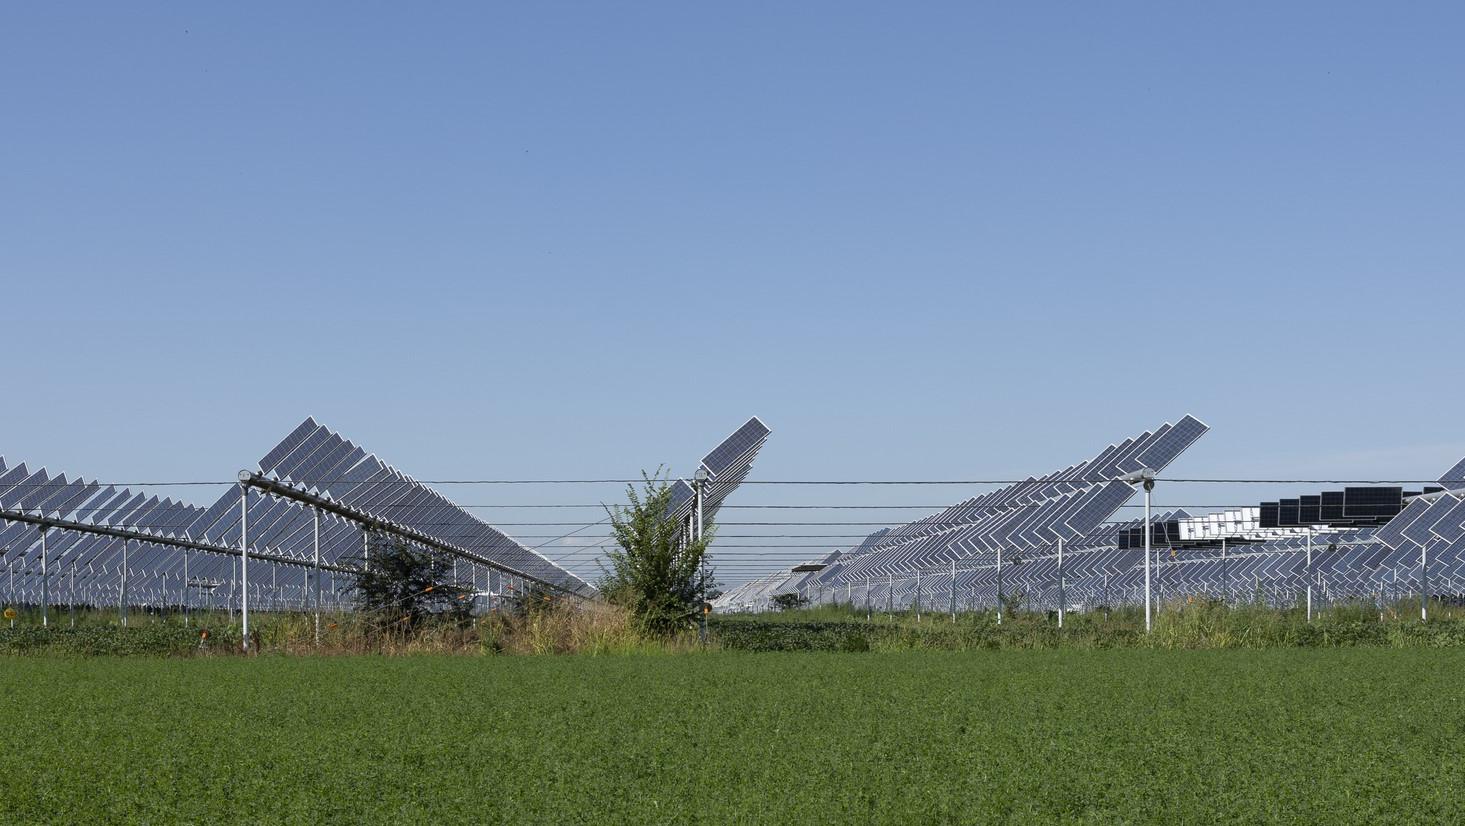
[233,417,596,599]
[1,417,599,616]
[714,414,1465,615]
[0,457,230,611]
[817,415,1208,582]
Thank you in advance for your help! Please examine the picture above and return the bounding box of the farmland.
[3,650,1463,823]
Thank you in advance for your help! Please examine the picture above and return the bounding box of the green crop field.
[3,650,1463,823]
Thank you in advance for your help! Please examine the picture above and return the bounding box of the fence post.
[950,559,957,622]
[915,570,922,622]
[1057,538,1065,629]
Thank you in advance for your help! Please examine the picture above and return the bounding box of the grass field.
[3,650,1463,823]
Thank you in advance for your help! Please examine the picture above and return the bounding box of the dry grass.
[239,600,689,656]
[481,601,702,655]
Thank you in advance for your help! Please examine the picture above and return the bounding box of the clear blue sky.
[3,4,1463,584]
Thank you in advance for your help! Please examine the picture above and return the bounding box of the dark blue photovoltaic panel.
[1430,498,1465,545]
[1374,497,1433,550]
[1136,415,1210,472]
[1439,457,1465,490]
[1064,481,1136,536]
[258,417,319,475]
[701,417,770,476]
[1402,496,1459,547]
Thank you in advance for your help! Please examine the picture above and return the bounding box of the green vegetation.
[9,597,1465,658]
[600,473,714,636]
[2,650,1463,822]
[768,591,809,611]
[350,537,473,630]
[713,598,1465,651]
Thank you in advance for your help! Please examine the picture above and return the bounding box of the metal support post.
[120,538,129,627]
[1143,478,1153,633]
[1305,532,1313,623]
[887,573,893,615]
[915,569,922,622]
[996,547,1003,625]
[238,479,250,651]
[694,469,707,643]
[1221,537,1228,606]
[1421,539,1429,621]
[313,508,322,645]
[950,559,957,622]
[1057,537,1065,629]
[40,525,48,627]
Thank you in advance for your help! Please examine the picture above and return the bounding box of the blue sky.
[3,4,1463,583]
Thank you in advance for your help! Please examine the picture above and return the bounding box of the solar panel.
[1136,415,1209,471]
[667,417,771,534]
[1439,457,1465,491]
[701,417,771,477]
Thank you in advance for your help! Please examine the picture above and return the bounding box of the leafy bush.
[600,473,714,637]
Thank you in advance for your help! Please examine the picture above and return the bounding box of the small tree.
[599,472,716,636]
[350,537,472,631]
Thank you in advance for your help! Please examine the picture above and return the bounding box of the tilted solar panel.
[1439,457,1465,491]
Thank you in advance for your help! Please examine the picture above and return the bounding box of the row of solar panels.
[723,490,1465,615]
[0,423,594,607]
[716,415,1465,614]
[828,415,1209,582]
[1,416,772,611]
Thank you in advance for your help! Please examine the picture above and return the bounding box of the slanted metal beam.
[237,471,590,601]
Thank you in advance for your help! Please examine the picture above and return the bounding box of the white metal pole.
[1421,539,1429,621]
[40,526,48,627]
[695,474,707,642]
[313,508,322,645]
[1057,538,1065,629]
[915,569,922,622]
[1143,483,1153,633]
[950,558,957,622]
[996,547,1003,625]
[1305,532,1313,623]
[239,482,250,651]
[183,550,190,626]
[120,538,129,627]
[1221,537,1228,606]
